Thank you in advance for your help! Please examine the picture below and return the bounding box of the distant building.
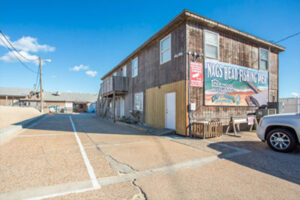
[97,10,285,136]
[0,87,32,106]
[279,98,300,113]
[0,87,97,113]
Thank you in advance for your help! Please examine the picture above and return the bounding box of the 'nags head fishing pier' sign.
[205,59,269,106]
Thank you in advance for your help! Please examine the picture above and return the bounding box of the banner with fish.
[205,59,269,106]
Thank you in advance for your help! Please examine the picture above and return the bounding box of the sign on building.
[204,59,269,106]
[190,62,203,87]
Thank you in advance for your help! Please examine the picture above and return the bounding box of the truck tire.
[266,128,297,153]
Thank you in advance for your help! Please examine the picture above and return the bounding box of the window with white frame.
[113,71,117,76]
[132,57,138,77]
[204,30,219,59]
[259,48,269,70]
[160,34,171,64]
[134,92,143,111]
[122,65,127,77]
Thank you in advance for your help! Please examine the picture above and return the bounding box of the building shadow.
[18,113,154,136]
[208,140,300,185]
[15,113,300,186]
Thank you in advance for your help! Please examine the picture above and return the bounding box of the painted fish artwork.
[205,59,269,106]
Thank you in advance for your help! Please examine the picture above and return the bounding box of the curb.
[0,114,46,145]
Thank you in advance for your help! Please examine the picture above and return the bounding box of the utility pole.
[39,56,43,113]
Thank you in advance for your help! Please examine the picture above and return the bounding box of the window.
[132,57,138,77]
[122,65,127,77]
[204,30,219,59]
[259,48,269,70]
[160,34,171,64]
[134,92,143,111]
[113,72,117,76]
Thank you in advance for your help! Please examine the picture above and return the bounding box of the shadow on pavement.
[19,113,151,136]
[18,113,300,188]
[208,141,300,185]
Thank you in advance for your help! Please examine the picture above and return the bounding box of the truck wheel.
[266,128,297,153]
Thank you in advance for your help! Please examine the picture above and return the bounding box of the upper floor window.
[160,34,171,64]
[259,48,269,70]
[122,65,127,77]
[113,72,117,76]
[204,30,219,59]
[132,57,138,77]
[134,92,143,111]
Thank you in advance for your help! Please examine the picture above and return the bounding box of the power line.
[274,31,300,44]
[0,30,38,62]
[0,36,38,74]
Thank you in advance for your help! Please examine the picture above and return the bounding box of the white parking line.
[25,187,95,200]
[18,133,72,137]
[69,116,101,189]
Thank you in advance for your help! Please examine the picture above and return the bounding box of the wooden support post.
[233,120,237,136]
[225,117,232,135]
[112,92,116,122]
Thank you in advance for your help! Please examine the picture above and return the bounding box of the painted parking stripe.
[18,133,72,137]
[25,187,95,200]
[69,116,101,189]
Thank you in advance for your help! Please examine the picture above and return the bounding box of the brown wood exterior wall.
[99,16,281,135]
[186,20,279,124]
[111,22,187,122]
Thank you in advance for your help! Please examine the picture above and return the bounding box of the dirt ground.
[0,113,299,200]
[0,106,41,129]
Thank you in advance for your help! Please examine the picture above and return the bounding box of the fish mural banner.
[205,59,269,106]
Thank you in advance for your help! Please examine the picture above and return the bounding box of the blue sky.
[0,0,299,97]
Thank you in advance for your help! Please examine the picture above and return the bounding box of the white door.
[120,98,125,117]
[165,92,176,130]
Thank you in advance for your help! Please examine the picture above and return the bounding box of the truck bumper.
[256,126,266,142]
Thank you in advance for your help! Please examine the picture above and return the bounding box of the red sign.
[190,62,203,87]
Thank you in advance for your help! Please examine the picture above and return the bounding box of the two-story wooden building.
[97,10,285,136]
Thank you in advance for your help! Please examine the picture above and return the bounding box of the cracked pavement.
[0,113,299,200]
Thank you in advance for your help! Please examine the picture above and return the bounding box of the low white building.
[279,97,300,113]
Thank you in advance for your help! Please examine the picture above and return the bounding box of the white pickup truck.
[257,113,300,152]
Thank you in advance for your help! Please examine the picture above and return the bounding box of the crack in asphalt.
[131,179,147,200]
[72,116,147,198]
[104,154,136,174]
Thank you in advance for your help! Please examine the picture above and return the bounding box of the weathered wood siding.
[99,17,280,135]
[112,22,187,123]
[186,20,279,124]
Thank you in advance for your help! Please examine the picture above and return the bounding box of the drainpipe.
[187,52,192,138]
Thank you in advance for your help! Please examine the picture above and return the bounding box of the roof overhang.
[101,10,285,80]
[185,10,285,52]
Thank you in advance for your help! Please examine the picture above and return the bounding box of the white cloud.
[291,92,299,97]
[70,64,89,71]
[70,64,97,77]
[0,34,55,52]
[0,34,11,47]
[0,50,39,64]
[85,70,97,77]
[51,75,57,78]
[13,36,55,52]
[0,34,54,65]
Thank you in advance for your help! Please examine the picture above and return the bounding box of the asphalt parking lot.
[0,113,299,200]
